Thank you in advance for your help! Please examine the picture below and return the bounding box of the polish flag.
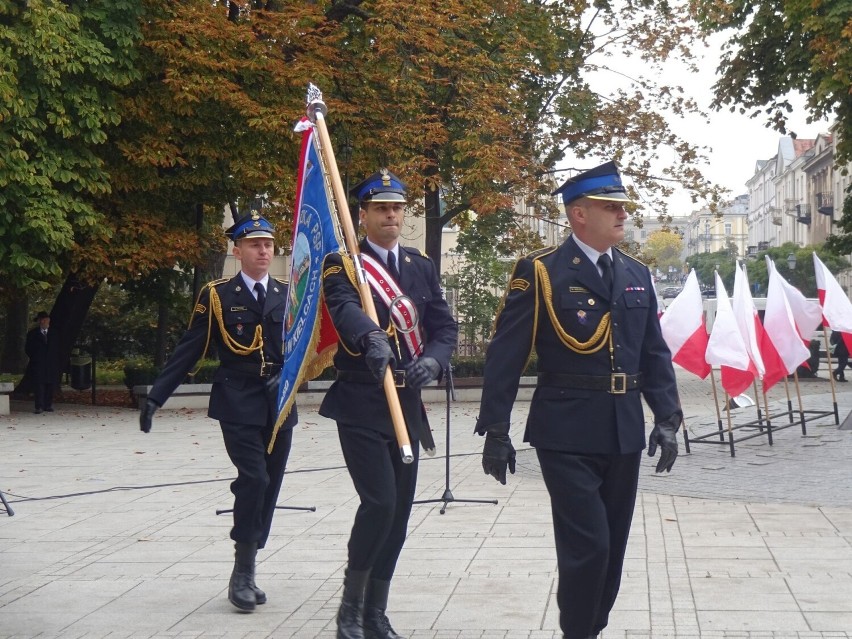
[706,271,758,397]
[660,270,711,378]
[732,263,766,382]
[761,257,811,390]
[813,253,852,351]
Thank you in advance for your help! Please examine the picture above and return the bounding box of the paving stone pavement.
[2,369,852,639]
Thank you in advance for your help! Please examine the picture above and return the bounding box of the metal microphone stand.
[414,364,498,514]
[0,489,14,516]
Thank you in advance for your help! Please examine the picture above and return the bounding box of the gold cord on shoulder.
[209,285,265,359]
[534,261,611,354]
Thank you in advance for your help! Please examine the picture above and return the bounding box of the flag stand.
[413,365,497,514]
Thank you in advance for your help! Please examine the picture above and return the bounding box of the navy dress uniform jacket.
[476,235,679,454]
[148,274,298,432]
[319,242,458,438]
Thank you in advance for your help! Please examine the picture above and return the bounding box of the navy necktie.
[254,282,266,309]
[598,253,613,294]
[386,251,400,282]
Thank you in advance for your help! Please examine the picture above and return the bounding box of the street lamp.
[787,252,797,270]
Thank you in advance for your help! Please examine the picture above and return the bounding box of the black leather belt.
[337,369,407,387]
[537,372,642,394]
[222,363,282,378]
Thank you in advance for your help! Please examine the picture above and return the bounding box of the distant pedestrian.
[831,330,848,382]
[25,311,59,414]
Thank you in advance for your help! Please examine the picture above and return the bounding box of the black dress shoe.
[44,407,54,412]
[34,409,42,414]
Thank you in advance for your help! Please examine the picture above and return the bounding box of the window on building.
[725,223,732,235]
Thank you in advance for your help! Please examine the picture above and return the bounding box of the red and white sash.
[361,253,424,359]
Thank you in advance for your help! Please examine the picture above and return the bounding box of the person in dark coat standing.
[831,330,849,381]
[475,161,681,639]
[25,311,59,414]
[321,169,458,639]
[138,212,298,612]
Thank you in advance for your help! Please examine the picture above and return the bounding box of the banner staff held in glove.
[475,160,681,639]
[139,211,297,613]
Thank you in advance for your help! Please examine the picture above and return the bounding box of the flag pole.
[305,84,414,464]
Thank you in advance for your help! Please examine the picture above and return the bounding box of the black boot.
[363,579,403,639]
[228,542,257,612]
[337,568,370,639]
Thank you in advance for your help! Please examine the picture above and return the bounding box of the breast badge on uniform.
[231,306,248,312]
[236,324,244,336]
[577,310,588,324]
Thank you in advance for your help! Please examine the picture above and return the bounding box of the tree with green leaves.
[449,207,547,351]
[696,0,851,166]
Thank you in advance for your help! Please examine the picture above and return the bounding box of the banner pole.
[306,84,413,464]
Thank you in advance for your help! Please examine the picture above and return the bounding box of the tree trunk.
[14,274,99,397]
[423,148,444,275]
[1,289,29,374]
[154,299,169,368]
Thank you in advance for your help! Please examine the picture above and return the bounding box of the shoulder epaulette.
[615,247,647,267]
[205,277,229,290]
[271,276,289,286]
[525,246,558,261]
[402,246,428,259]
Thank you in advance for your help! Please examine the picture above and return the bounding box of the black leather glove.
[405,356,441,391]
[139,398,159,433]
[648,411,681,473]
[482,432,516,485]
[362,331,396,386]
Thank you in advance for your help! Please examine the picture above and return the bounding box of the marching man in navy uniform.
[475,161,681,639]
[320,169,458,639]
[139,211,298,612]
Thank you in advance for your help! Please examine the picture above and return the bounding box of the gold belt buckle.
[393,370,406,388]
[610,373,627,394]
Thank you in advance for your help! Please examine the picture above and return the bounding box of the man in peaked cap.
[321,169,457,639]
[25,311,59,414]
[475,161,681,638]
[139,210,298,612]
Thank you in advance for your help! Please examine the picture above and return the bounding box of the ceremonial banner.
[270,120,341,450]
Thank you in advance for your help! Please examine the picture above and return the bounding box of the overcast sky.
[572,32,833,217]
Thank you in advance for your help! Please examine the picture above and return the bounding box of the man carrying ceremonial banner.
[269,118,342,451]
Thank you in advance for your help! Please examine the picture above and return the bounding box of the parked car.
[661,286,682,298]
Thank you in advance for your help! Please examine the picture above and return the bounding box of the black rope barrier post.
[413,364,497,515]
[0,489,14,516]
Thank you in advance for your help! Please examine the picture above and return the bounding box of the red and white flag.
[732,263,766,381]
[761,257,810,390]
[813,253,852,351]
[775,257,822,341]
[660,270,711,378]
[706,271,757,397]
